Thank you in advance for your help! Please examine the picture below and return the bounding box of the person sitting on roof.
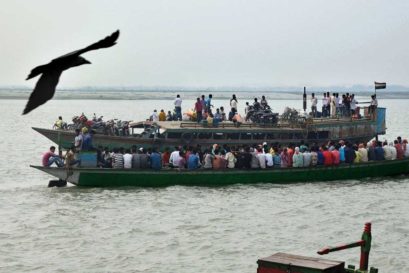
[158,109,166,121]
[53,116,67,129]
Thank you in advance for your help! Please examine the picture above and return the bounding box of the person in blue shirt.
[339,141,346,162]
[205,94,213,112]
[374,141,385,161]
[317,148,324,165]
[81,129,94,151]
[187,149,200,170]
[150,149,162,171]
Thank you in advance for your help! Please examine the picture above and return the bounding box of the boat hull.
[31,158,409,187]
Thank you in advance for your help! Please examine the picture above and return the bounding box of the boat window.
[167,132,182,139]
[226,133,240,140]
[292,133,303,139]
[307,132,318,139]
[240,133,252,140]
[213,133,225,140]
[266,133,276,140]
[279,133,289,139]
[253,133,266,140]
[198,133,212,139]
[318,131,329,139]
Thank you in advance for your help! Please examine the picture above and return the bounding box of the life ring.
[181,133,193,144]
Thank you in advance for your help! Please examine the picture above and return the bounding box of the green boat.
[32,107,386,151]
[31,158,409,187]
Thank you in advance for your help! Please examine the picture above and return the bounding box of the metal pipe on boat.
[303,87,307,112]
[317,222,372,271]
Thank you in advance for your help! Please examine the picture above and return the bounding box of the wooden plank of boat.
[31,158,409,187]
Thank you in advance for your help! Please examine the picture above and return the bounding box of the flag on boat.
[374,82,386,89]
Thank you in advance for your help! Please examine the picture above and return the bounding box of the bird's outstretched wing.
[23,70,62,115]
[26,30,119,80]
[52,30,120,62]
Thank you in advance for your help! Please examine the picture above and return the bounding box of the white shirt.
[350,98,357,110]
[311,97,317,107]
[174,97,182,107]
[169,151,182,166]
[230,99,238,109]
[257,153,267,169]
[265,153,274,167]
[74,134,83,150]
[123,153,133,168]
[151,112,158,122]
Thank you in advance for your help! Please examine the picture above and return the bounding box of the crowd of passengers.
[42,136,409,170]
[148,92,378,124]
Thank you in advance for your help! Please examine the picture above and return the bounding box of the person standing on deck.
[369,94,378,119]
[187,149,200,170]
[230,94,238,114]
[350,94,358,117]
[174,94,182,121]
[322,146,333,166]
[123,149,133,169]
[194,98,203,123]
[150,149,162,171]
[311,93,317,117]
[389,142,397,160]
[330,93,336,117]
[358,143,368,162]
[394,140,403,159]
[74,129,83,153]
[260,95,268,109]
[280,148,290,168]
[322,93,328,117]
[374,141,385,161]
[112,148,124,169]
[331,145,340,165]
[292,147,304,168]
[205,94,213,113]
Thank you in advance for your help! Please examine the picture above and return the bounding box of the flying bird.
[23,30,120,115]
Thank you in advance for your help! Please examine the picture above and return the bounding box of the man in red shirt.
[194,97,203,122]
[42,146,63,167]
[395,140,403,159]
[322,146,333,166]
[331,145,341,165]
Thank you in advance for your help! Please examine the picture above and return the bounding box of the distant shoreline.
[2,89,409,100]
[1,89,409,100]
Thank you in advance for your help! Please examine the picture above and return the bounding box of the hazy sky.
[2,0,409,88]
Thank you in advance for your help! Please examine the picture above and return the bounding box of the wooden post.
[303,87,307,112]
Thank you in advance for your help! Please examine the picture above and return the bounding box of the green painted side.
[75,159,409,187]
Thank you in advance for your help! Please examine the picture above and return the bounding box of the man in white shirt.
[150,109,159,122]
[123,149,133,168]
[169,148,182,167]
[311,93,317,117]
[174,94,182,121]
[350,94,358,116]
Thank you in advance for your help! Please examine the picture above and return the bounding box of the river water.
[0,96,408,272]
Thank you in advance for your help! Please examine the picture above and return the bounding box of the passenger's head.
[58,116,62,120]
[209,94,212,98]
[75,128,80,135]
[50,146,56,152]
[177,94,180,98]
